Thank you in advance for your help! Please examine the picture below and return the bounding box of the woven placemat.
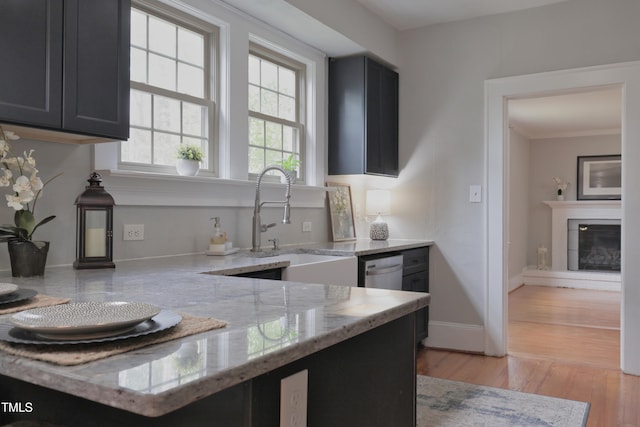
[0,313,227,365]
[0,294,71,316]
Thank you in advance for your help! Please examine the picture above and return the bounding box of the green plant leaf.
[14,210,35,236]
[30,215,56,238]
[0,225,28,241]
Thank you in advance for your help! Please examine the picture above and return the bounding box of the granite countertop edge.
[135,295,431,416]
[0,238,433,417]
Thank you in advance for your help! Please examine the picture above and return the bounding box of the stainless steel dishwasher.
[360,253,404,290]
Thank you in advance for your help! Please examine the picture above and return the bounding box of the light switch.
[469,185,482,203]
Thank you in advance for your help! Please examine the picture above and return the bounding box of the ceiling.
[355,0,573,31]
[508,86,622,139]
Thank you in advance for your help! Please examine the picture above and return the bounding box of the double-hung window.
[124,4,216,175]
[248,44,305,181]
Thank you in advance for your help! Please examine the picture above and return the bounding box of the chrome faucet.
[251,166,292,252]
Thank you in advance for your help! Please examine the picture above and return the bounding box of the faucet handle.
[260,223,277,232]
[268,238,280,250]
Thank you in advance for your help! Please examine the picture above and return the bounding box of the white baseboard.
[424,321,484,353]
[508,273,523,292]
[521,267,620,291]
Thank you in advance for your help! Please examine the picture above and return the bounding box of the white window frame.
[93,0,328,209]
[121,1,219,176]
[248,43,306,183]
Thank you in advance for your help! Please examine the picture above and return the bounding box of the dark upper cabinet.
[329,56,399,177]
[0,0,130,141]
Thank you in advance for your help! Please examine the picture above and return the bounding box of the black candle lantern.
[73,172,115,269]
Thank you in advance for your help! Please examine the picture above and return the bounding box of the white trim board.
[98,170,329,208]
[485,60,640,375]
[521,268,620,292]
[424,321,485,353]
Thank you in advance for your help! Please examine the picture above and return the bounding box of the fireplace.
[568,219,621,271]
[523,201,621,291]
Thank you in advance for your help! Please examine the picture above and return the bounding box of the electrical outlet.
[123,224,144,241]
[280,370,308,427]
[302,221,312,232]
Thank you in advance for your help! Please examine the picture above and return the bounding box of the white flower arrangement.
[553,177,569,195]
[0,126,61,242]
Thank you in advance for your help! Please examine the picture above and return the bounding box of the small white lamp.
[366,190,391,240]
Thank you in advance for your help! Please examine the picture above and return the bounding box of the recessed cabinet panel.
[0,0,130,142]
[329,56,399,177]
[0,0,63,127]
[64,0,130,139]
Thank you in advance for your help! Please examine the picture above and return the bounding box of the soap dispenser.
[207,217,235,255]
[210,217,226,246]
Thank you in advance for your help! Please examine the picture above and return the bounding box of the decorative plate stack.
[0,298,181,345]
[0,283,38,307]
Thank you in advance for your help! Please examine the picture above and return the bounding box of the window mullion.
[150,93,155,165]
[249,111,300,130]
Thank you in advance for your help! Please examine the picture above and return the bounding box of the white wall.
[527,134,621,266]
[0,141,91,268]
[508,128,530,290]
[396,0,640,351]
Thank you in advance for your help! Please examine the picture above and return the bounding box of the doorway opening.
[485,61,640,374]
[505,86,622,368]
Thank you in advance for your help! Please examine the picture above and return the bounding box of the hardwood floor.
[417,285,640,427]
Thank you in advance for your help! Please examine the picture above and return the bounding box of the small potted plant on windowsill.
[176,144,204,176]
[276,154,300,184]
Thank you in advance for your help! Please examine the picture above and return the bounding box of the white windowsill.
[97,169,329,208]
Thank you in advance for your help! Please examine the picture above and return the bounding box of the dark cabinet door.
[329,56,366,175]
[0,0,63,128]
[366,59,399,176]
[402,271,429,341]
[0,0,129,141]
[63,0,130,140]
[401,246,429,342]
[329,56,398,177]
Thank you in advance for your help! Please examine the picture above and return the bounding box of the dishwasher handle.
[366,263,403,276]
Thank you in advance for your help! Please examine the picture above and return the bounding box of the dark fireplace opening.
[568,219,621,272]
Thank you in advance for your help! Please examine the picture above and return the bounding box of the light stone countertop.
[0,240,431,417]
[290,238,433,257]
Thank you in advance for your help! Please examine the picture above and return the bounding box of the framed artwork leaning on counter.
[326,182,356,241]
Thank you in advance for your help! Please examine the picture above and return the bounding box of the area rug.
[417,376,589,427]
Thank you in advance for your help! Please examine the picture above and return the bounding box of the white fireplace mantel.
[543,200,621,271]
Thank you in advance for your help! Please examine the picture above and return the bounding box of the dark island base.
[1,314,417,427]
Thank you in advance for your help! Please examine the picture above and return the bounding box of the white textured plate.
[0,310,182,345]
[9,301,161,338]
[0,283,18,297]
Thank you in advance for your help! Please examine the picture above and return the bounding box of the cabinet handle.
[366,264,403,276]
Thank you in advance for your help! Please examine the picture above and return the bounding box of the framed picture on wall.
[577,154,621,200]
[326,182,356,241]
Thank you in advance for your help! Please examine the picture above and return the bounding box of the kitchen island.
[0,252,429,426]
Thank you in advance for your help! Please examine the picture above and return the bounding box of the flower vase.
[176,159,200,176]
[8,240,50,277]
[557,193,564,201]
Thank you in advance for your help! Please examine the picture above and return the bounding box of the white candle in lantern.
[85,227,106,257]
